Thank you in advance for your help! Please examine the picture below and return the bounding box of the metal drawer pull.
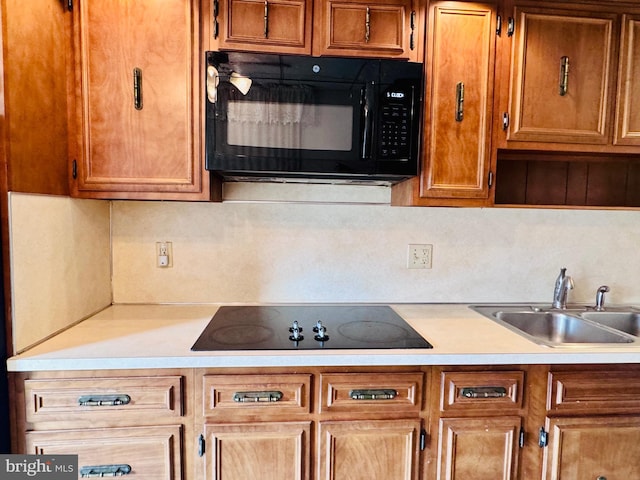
[233,391,283,403]
[461,387,508,399]
[80,464,131,477]
[133,67,143,110]
[78,394,131,407]
[455,82,465,122]
[559,56,570,96]
[350,389,397,400]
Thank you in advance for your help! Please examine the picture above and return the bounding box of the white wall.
[111,186,640,306]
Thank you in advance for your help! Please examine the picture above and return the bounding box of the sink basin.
[581,311,640,337]
[471,305,637,347]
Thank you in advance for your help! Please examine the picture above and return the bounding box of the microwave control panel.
[378,87,414,160]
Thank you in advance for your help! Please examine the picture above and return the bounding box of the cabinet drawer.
[25,425,182,479]
[440,371,524,413]
[24,376,183,423]
[202,374,311,417]
[319,372,423,414]
[548,370,640,414]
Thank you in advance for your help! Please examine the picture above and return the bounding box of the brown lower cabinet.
[9,364,640,479]
[197,370,424,480]
[431,368,526,480]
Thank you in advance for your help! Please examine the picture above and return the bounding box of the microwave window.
[226,101,353,151]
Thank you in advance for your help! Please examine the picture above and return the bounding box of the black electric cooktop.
[191,305,433,351]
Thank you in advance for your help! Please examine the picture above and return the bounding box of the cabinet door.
[26,425,182,479]
[543,415,640,479]
[437,417,521,480]
[212,0,312,54]
[2,0,71,195]
[203,422,311,480]
[615,14,640,146]
[508,8,617,145]
[420,2,497,200]
[318,419,421,480]
[313,0,421,60]
[71,0,208,200]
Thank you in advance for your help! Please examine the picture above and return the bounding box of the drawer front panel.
[25,376,182,423]
[202,374,311,417]
[440,371,525,413]
[319,372,423,414]
[548,370,640,413]
[25,425,182,479]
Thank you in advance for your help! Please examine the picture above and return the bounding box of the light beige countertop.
[7,303,640,371]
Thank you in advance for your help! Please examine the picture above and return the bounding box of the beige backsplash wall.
[9,193,111,352]
[111,194,640,305]
[9,189,640,354]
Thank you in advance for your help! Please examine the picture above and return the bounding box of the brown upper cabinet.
[0,0,71,196]
[209,0,313,54]
[507,6,618,146]
[313,0,424,60]
[491,1,640,208]
[208,0,425,60]
[615,14,640,146]
[69,0,211,200]
[392,0,499,206]
[501,1,640,153]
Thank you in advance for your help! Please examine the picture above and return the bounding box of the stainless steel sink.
[471,305,637,347]
[581,311,640,337]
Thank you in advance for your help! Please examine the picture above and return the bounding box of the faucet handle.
[595,285,610,311]
[566,276,575,290]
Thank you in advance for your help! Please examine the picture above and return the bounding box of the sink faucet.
[594,285,610,311]
[552,268,574,309]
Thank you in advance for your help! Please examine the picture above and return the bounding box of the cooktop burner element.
[191,305,433,350]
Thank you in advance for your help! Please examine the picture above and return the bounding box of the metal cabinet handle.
[133,68,143,110]
[410,10,416,50]
[80,464,131,477]
[233,391,283,402]
[460,387,507,398]
[365,7,371,43]
[213,0,220,38]
[455,82,465,122]
[78,394,131,407]
[350,389,397,400]
[264,0,269,38]
[559,56,570,96]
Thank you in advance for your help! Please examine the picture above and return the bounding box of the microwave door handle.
[361,82,376,160]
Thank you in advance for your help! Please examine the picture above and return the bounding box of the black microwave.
[205,51,423,184]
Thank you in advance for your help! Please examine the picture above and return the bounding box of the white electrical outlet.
[407,244,433,269]
[156,241,173,268]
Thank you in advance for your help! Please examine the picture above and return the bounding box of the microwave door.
[210,81,365,174]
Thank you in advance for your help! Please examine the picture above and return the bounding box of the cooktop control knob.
[289,321,304,341]
[313,321,329,342]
